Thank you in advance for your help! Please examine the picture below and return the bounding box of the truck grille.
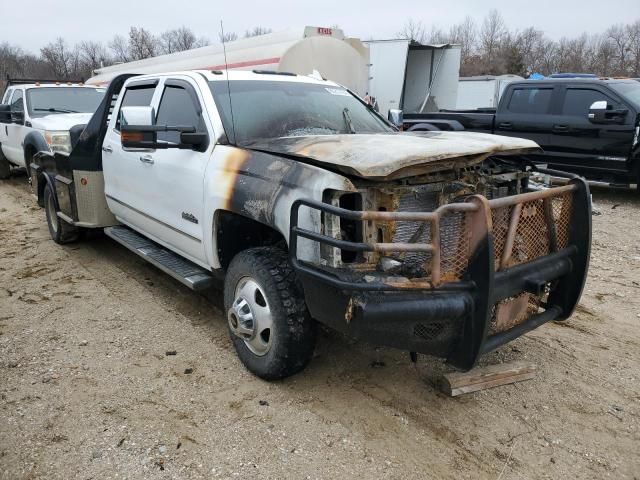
[391,187,471,281]
[390,188,572,289]
[491,191,572,271]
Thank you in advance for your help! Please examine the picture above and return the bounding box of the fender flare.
[38,171,59,212]
[24,131,50,154]
[24,131,50,169]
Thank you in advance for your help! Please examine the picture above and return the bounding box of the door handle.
[139,154,154,164]
[102,145,113,153]
[498,122,512,130]
[552,125,569,133]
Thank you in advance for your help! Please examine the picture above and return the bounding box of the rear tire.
[224,247,316,380]
[0,148,10,179]
[44,184,79,244]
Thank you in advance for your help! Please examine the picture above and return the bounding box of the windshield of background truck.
[209,80,393,145]
[26,87,106,117]
[609,82,640,110]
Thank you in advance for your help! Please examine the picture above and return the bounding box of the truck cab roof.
[125,69,340,87]
[513,78,640,87]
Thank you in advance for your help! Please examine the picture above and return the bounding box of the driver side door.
[3,89,27,166]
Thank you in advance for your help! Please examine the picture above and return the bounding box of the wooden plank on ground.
[439,362,537,397]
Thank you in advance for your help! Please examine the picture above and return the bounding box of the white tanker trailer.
[87,26,369,95]
[87,26,462,118]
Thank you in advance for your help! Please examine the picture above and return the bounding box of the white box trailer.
[365,40,461,117]
[88,26,370,96]
[455,75,524,110]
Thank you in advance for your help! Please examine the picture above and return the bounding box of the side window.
[115,85,156,131]
[10,89,24,112]
[562,89,611,116]
[507,88,553,114]
[155,85,204,143]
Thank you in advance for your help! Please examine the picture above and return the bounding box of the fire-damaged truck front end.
[279,134,591,370]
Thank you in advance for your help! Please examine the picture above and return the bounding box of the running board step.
[104,226,214,291]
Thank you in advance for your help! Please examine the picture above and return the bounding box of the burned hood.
[245,132,540,180]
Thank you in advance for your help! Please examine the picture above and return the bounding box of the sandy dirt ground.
[0,173,638,480]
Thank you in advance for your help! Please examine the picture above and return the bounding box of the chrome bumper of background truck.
[289,175,591,370]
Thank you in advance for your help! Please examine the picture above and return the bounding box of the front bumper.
[289,175,591,370]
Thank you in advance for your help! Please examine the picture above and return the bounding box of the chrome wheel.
[228,277,273,356]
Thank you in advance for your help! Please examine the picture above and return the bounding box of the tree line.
[0,25,272,91]
[398,10,640,78]
[1,12,639,93]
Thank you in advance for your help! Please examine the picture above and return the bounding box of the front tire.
[224,247,316,380]
[0,148,10,179]
[44,184,79,244]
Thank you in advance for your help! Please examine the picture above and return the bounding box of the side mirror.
[588,100,627,124]
[120,105,208,151]
[121,125,209,151]
[0,104,10,124]
[388,109,404,129]
[180,132,209,148]
[387,108,404,130]
[120,106,154,128]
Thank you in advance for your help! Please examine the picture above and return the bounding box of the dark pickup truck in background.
[405,79,640,189]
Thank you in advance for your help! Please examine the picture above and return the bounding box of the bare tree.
[109,35,130,63]
[244,27,272,38]
[627,20,640,76]
[539,38,557,75]
[218,31,238,43]
[397,19,426,43]
[0,43,27,81]
[159,26,209,54]
[127,27,156,60]
[78,41,111,73]
[516,27,544,75]
[607,24,631,75]
[40,38,81,78]
[480,9,507,67]
[449,16,477,62]
[426,25,448,44]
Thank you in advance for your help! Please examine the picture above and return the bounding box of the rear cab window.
[507,87,553,114]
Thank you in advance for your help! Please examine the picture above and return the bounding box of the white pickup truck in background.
[0,80,105,179]
[29,70,591,381]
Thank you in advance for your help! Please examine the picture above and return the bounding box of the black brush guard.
[289,175,591,370]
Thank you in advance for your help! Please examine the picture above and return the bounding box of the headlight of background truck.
[44,130,72,155]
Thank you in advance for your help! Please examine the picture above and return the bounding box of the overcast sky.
[2,0,639,53]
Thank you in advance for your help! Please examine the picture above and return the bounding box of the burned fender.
[202,145,356,269]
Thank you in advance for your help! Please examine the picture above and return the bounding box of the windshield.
[26,87,106,117]
[209,80,393,145]
[609,82,640,109]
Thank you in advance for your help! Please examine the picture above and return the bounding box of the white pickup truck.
[30,70,591,380]
[0,80,105,179]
